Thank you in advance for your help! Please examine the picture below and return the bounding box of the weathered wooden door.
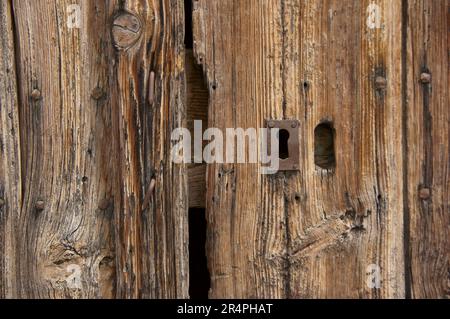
[192,0,448,298]
[0,0,448,299]
[0,0,188,298]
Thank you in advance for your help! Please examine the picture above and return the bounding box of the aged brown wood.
[6,0,118,298]
[0,0,188,299]
[0,0,21,299]
[0,0,448,300]
[110,0,188,299]
[285,0,407,299]
[405,0,449,299]
[193,0,405,298]
[194,0,291,298]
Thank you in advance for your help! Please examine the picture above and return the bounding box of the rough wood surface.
[194,0,406,298]
[0,0,21,299]
[405,0,449,299]
[7,0,118,298]
[0,0,188,299]
[0,0,448,300]
[109,0,188,299]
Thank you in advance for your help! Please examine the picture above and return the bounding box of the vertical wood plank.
[194,0,405,298]
[11,0,116,298]
[1,0,188,299]
[406,0,449,299]
[109,0,188,298]
[4,0,188,299]
[0,0,21,299]
[194,0,290,298]
[284,0,404,298]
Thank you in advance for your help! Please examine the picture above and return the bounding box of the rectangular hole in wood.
[188,208,211,299]
[314,122,336,169]
[185,0,193,49]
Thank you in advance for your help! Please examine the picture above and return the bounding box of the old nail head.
[418,187,431,200]
[112,12,143,50]
[35,200,45,211]
[375,76,387,90]
[420,72,431,84]
[31,89,42,101]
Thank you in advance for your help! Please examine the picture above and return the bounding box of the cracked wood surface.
[0,0,187,299]
[405,0,449,299]
[194,0,407,298]
[0,0,448,299]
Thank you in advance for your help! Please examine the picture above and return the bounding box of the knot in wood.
[91,87,105,100]
[112,12,142,51]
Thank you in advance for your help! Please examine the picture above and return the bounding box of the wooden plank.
[5,0,188,299]
[188,164,207,208]
[110,0,188,299]
[0,0,21,299]
[9,0,117,298]
[194,0,288,298]
[284,0,405,298]
[194,0,405,298]
[406,0,449,299]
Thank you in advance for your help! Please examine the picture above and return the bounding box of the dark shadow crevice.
[188,208,210,299]
[185,0,210,300]
[314,122,336,170]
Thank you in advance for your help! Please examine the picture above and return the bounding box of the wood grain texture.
[0,0,188,299]
[0,0,448,300]
[194,0,287,298]
[0,0,21,299]
[405,0,449,299]
[110,0,188,299]
[285,0,405,299]
[10,0,117,298]
[194,0,405,298]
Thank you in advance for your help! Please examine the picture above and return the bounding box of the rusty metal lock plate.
[266,119,300,171]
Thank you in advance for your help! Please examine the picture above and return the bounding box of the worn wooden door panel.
[0,0,188,299]
[194,0,405,298]
[109,0,188,299]
[406,0,449,299]
[284,0,404,298]
[0,0,448,300]
[194,0,289,298]
[10,0,117,298]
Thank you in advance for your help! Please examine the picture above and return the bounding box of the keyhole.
[279,129,290,160]
[314,122,336,169]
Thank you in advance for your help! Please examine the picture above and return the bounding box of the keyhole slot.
[278,129,290,160]
[314,122,336,169]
